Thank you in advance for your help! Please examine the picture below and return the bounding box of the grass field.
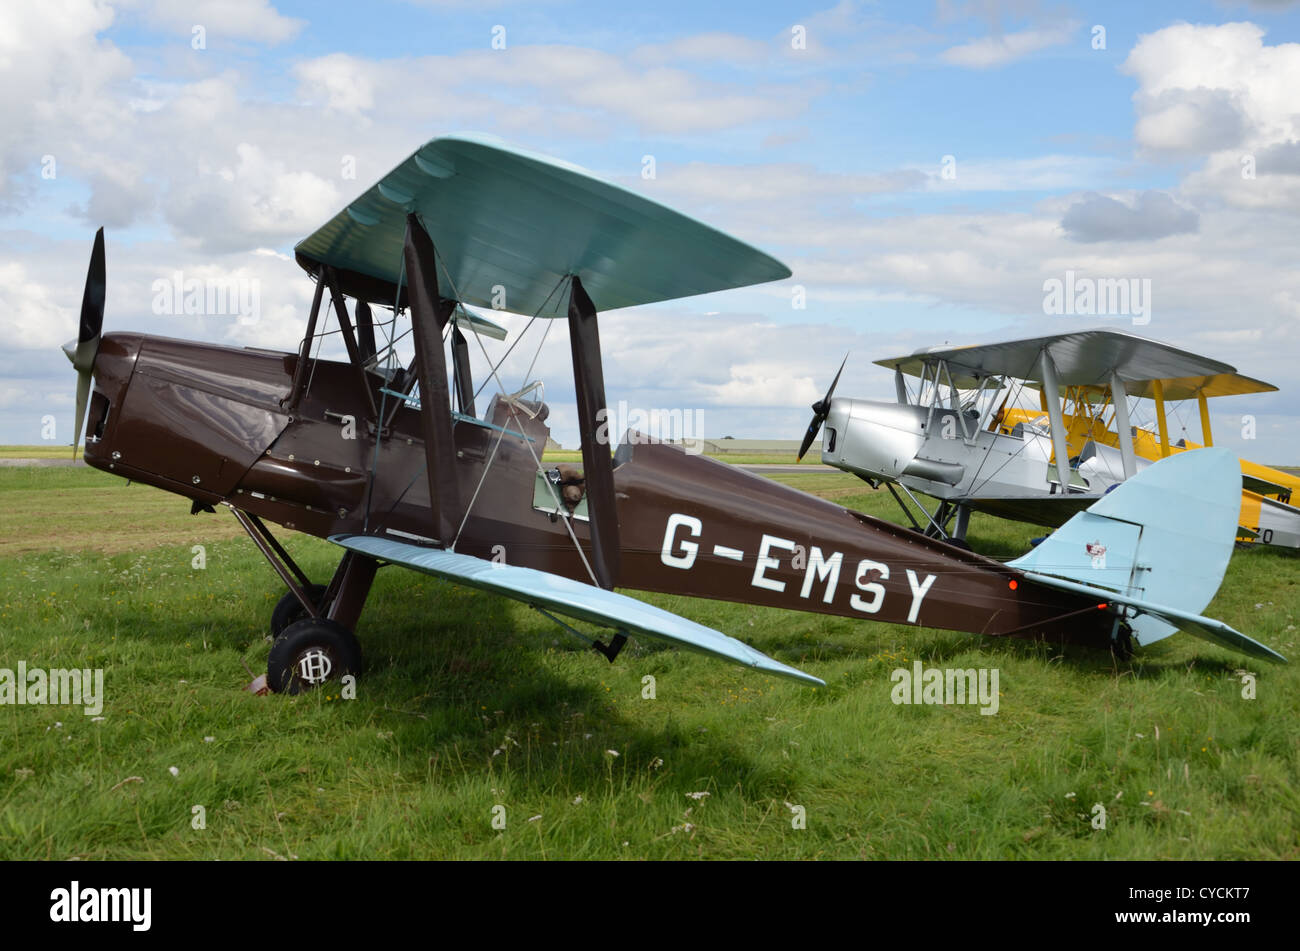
[0,465,1297,860]
[0,445,83,460]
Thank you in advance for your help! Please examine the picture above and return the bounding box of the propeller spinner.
[61,227,106,457]
[797,353,848,461]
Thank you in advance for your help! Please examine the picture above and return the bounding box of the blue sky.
[3,0,1300,459]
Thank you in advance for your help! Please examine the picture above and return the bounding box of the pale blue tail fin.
[1008,448,1285,662]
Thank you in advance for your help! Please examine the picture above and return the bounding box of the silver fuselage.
[820,398,1142,502]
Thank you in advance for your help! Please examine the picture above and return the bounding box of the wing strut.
[451,325,475,417]
[535,607,628,662]
[1152,378,1171,457]
[403,213,462,545]
[1198,390,1214,446]
[568,275,621,590]
[1110,370,1138,478]
[1038,348,1074,493]
[287,277,325,414]
[324,268,379,420]
[355,299,377,365]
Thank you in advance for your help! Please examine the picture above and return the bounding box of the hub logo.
[50,881,151,931]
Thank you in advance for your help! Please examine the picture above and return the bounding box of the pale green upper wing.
[295,133,791,316]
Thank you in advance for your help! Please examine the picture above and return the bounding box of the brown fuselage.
[84,332,1116,649]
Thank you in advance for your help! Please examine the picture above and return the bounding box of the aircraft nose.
[61,338,78,365]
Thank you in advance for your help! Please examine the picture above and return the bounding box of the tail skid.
[1008,448,1286,663]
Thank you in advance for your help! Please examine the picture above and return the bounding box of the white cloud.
[164,142,342,253]
[1123,22,1300,154]
[0,1,134,210]
[294,53,377,116]
[444,46,809,134]
[940,22,1077,68]
[923,155,1121,191]
[0,260,77,349]
[1060,191,1199,242]
[699,361,823,407]
[1131,88,1249,154]
[641,161,924,204]
[1122,22,1300,218]
[127,0,304,44]
[68,163,157,228]
[632,33,771,67]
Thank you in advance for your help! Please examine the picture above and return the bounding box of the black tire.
[1110,625,1134,662]
[270,584,328,637]
[945,537,973,551]
[267,618,362,695]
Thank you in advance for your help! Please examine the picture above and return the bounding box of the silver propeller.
[61,227,105,456]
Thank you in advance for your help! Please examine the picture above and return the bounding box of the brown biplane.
[63,135,1283,695]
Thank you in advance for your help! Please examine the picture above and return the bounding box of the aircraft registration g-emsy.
[62,135,1285,696]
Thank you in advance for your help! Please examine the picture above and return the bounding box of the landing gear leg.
[227,504,381,695]
[951,504,972,543]
[266,551,379,695]
[322,550,379,630]
[922,501,970,550]
[1109,619,1134,661]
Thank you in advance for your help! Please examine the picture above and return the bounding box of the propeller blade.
[72,369,91,458]
[797,353,849,461]
[65,228,107,458]
[797,416,821,461]
[820,353,848,413]
[78,227,105,345]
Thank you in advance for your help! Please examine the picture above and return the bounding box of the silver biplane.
[799,329,1300,548]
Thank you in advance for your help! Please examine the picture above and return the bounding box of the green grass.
[0,466,1297,859]
[0,445,83,460]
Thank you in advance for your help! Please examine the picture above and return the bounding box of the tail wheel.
[268,618,362,695]
[1110,623,1134,661]
[270,584,329,637]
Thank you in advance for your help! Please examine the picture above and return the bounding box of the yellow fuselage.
[998,407,1299,540]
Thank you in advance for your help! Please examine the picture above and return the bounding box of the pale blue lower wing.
[329,533,825,686]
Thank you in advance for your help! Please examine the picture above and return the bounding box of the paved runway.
[735,464,835,474]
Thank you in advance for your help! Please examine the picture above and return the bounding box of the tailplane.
[1008,448,1285,663]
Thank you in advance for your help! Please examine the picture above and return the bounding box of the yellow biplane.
[1000,372,1300,548]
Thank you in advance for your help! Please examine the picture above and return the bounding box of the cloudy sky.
[3,0,1300,460]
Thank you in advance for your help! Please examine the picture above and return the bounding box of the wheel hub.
[296,647,334,684]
